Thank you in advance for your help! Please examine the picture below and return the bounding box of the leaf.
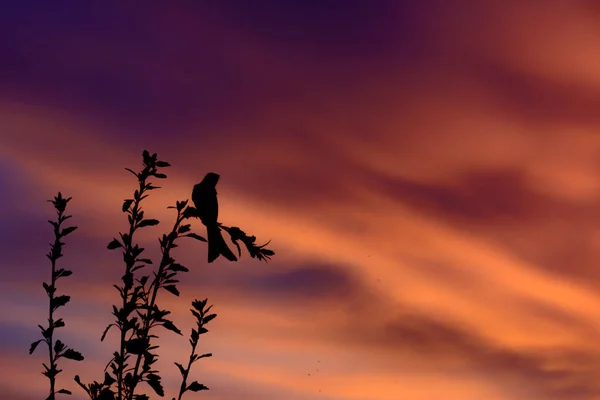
[174,362,186,377]
[186,381,209,392]
[153,173,167,179]
[184,233,207,242]
[167,231,178,242]
[137,219,160,228]
[103,371,116,386]
[136,211,144,222]
[132,245,145,257]
[100,323,116,341]
[143,351,157,367]
[156,161,170,167]
[136,258,153,264]
[178,224,191,234]
[145,373,164,396]
[122,199,134,212]
[190,329,199,344]
[168,263,188,272]
[120,232,131,247]
[203,313,217,325]
[29,339,45,354]
[125,338,149,355]
[59,226,78,237]
[231,239,242,257]
[123,372,134,389]
[176,200,188,211]
[192,298,207,310]
[53,318,65,328]
[43,282,55,296]
[55,269,73,279]
[57,388,72,395]
[62,348,84,361]
[51,295,71,311]
[163,285,179,297]
[42,362,62,378]
[74,375,91,396]
[112,284,124,297]
[131,264,145,273]
[39,324,49,339]
[161,320,182,335]
[54,339,65,354]
[107,238,122,250]
[125,167,139,178]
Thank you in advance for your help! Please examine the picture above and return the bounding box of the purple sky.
[4,1,600,399]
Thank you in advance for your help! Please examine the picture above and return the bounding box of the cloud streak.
[4,1,600,399]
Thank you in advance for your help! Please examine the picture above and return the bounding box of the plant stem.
[126,211,184,400]
[46,206,65,400]
[47,249,57,400]
[176,339,197,400]
[118,180,145,400]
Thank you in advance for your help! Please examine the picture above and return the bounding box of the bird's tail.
[207,224,238,263]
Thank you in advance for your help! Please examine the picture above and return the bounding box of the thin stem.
[126,211,184,400]
[47,249,57,400]
[176,339,197,400]
[118,179,145,400]
[46,207,64,400]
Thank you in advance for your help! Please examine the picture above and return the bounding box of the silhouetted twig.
[173,299,214,400]
[30,193,84,400]
[220,224,274,262]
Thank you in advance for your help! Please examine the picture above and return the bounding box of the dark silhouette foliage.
[30,150,275,400]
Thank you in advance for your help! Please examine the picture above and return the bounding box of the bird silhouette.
[192,173,237,263]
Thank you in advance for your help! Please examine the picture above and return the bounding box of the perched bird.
[192,173,238,263]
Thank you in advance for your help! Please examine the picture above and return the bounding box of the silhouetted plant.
[31,150,275,400]
[30,192,84,400]
[173,299,214,400]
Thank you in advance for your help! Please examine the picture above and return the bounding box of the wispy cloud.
[4,1,600,399]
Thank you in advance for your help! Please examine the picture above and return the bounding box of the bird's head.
[202,172,220,187]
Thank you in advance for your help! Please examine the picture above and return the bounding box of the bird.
[191,172,238,263]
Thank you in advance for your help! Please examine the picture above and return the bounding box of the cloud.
[337,310,600,400]
[6,1,600,399]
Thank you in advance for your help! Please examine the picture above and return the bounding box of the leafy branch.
[32,150,276,400]
[30,192,84,400]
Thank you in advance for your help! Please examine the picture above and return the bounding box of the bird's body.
[192,173,237,263]
[192,173,219,225]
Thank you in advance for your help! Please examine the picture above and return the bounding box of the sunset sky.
[4,1,600,399]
